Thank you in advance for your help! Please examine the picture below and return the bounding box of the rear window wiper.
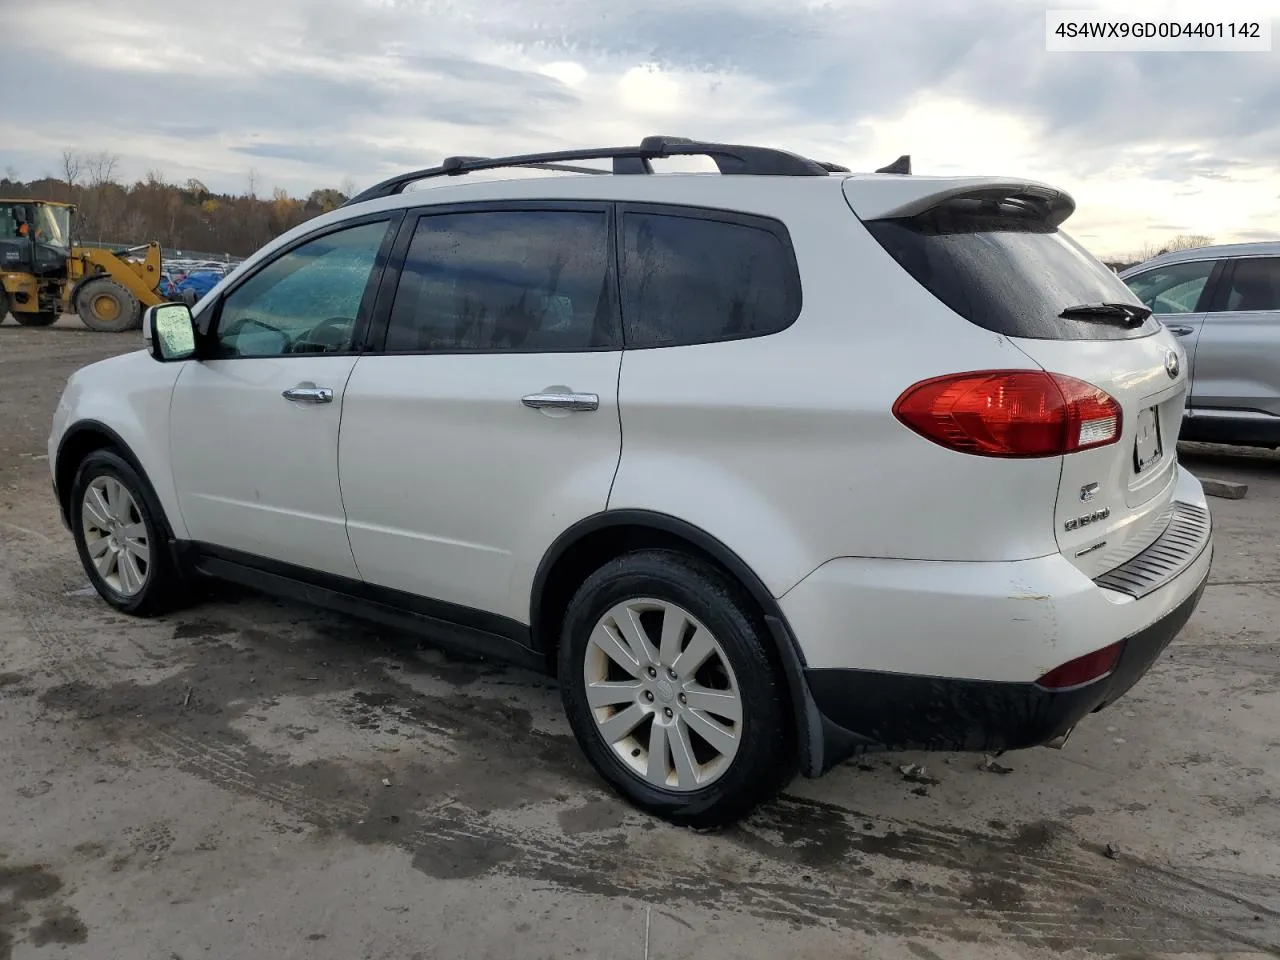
[1058,301,1153,326]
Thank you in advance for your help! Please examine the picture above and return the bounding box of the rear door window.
[1123,260,1217,314]
[383,208,618,352]
[1218,257,1280,313]
[618,207,801,348]
[866,202,1161,340]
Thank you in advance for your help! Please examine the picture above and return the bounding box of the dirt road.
[2,316,1278,959]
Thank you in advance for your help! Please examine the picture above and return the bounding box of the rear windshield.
[865,202,1160,340]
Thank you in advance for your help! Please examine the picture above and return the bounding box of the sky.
[2,0,1278,259]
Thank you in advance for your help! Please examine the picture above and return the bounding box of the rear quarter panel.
[608,190,1065,598]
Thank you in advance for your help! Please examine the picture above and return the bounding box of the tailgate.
[1010,333,1189,577]
[847,174,1194,576]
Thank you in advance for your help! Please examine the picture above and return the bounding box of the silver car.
[1121,241,1280,448]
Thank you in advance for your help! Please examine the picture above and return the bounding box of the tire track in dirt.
[9,549,1280,955]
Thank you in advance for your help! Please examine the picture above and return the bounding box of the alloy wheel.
[81,476,150,597]
[583,598,743,792]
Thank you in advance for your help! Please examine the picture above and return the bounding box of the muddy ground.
[1,314,1278,960]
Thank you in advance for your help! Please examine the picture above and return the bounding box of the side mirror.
[144,303,197,362]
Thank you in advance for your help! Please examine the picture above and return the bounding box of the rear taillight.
[893,370,1122,458]
[1035,641,1123,690]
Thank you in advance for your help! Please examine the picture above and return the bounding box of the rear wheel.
[558,549,794,829]
[12,310,59,327]
[76,278,142,332]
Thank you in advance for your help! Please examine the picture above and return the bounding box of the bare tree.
[1165,233,1212,252]
[2,165,17,183]
[61,149,83,186]
[83,150,120,187]
[339,176,357,200]
[1131,233,1215,265]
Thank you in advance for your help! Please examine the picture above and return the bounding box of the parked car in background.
[1121,242,1280,448]
[169,269,224,303]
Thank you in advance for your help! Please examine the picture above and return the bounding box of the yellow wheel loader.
[1,199,166,332]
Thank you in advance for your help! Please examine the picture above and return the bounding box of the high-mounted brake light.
[1035,641,1123,690]
[892,370,1122,458]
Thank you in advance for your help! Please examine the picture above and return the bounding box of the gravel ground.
[2,314,1278,960]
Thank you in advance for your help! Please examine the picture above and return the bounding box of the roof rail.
[344,135,834,206]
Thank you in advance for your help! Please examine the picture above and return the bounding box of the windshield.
[34,204,71,249]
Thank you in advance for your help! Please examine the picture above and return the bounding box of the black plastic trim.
[1204,257,1237,314]
[1195,258,1230,313]
[1093,501,1210,599]
[186,543,542,671]
[530,509,826,776]
[1178,413,1280,448]
[365,200,622,355]
[805,563,1208,766]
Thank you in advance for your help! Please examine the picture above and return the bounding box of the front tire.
[558,549,794,829]
[69,450,185,616]
[76,278,142,332]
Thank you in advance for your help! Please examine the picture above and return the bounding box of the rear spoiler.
[843,176,1076,227]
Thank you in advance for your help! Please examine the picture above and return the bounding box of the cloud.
[2,0,1278,254]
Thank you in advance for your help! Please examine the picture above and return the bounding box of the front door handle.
[1166,325,1195,337]
[521,392,599,412]
[282,385,334,404]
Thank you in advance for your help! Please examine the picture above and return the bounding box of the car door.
[1189,255,1280,419]
[338,203,623,621]
[1121,258,1222,392]
[169,214,400,578]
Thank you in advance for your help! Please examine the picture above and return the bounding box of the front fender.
[51,351,186,538]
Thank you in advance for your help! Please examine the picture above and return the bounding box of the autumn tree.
[6,150,348,256]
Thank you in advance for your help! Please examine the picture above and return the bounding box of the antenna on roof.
[875,155,911,175]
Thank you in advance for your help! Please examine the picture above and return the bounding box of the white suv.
[48,137,1213,827]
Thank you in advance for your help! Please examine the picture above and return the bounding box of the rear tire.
[558,549,794,829]
[13,311,59,327]
[76,278,142,332]
[69,449,189,616]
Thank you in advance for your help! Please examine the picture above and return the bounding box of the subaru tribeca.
[48,137,1212,827]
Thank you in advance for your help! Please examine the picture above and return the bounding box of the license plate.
[1133,406,1163,473]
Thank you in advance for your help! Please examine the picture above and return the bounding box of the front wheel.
[76,278,142,332]
[558,549,794,829]
[69,449,187,616]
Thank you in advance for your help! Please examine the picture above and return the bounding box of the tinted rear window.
[1221,256,1280,313]
[866,204,1160,340]
[620,210,800,348]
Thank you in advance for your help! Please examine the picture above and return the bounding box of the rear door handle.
[1166,325,1195,336]
[521,392,599,412]
[282,385,334,404]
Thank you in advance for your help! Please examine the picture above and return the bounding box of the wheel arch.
[530,509,836,777]
[55,421,156,530]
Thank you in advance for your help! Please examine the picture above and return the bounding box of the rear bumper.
[803,566,1207,757]
[781,465,1212,771]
